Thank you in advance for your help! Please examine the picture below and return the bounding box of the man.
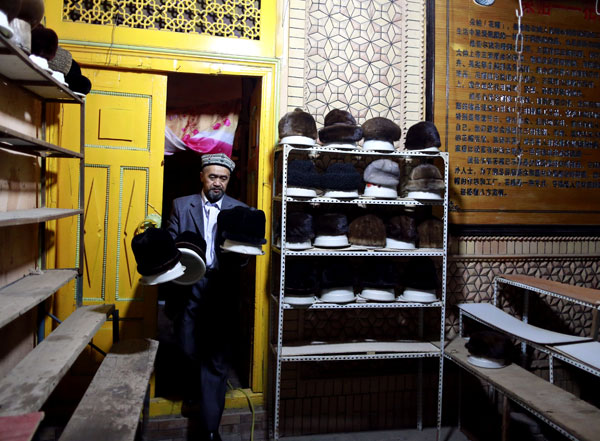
[165,153,247,441]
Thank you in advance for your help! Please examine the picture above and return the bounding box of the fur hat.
[0,0,22,22]
[278,108,317,145]
[465,330,514,365]
[17,0,44,29]
[314,213,349,248]
[320,261,356,289]
[318,109,363,145]
[363,159,401,186]
[405,164,445,197]
[286,212,315,246]
[405,121,441,151]
[285,261,319,295]
[173,231,207,285]
[359,259,399,289]
[131,227,181,278]
[287,160,320,196]
[386,215,417,247]
[65,59,92,95]
[362,117,401,151]
[417,218,443,248]
[218,206,267,255]
[320,162,361,197]
[402,257,438,291]
[31,25,58,60]
[348,214,386,248]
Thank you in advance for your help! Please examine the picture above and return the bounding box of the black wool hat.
[320,162,361,193]
[405,164,445,192]
[31,25,58,60]
[348,214,386,248]
[315,213,348,236]
[131,228,181,277]
[278,108,317,145]
[405,121,441,151]
[320,261,356,289]
[402,257,438,291]
[284,261,319,294]
[287,159,320,189]
[287,212,315,244]
[218,206,267,246]
[386,215,417,244]
[318,109,363,144]
[465,330,515,364]
[417,218,443,248]
[359,259,399,290]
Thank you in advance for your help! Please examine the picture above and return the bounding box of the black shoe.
[205,431,222,441]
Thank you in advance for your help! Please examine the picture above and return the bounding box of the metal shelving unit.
[270,143,449,440]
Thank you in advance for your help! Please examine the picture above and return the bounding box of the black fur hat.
[318,109,363,144]
[31,25,58,60]
[359,259,399,290]
[218,206,267,246]
[315,213,348,236]
[363,159,401,186]
[405,164,445,192]
[0,0,22,22]
[417,218,443,248]
[348,214,386,247]
[66,59,92,95]
[320,162,361,192]
[386,215,418,243]
[285,261,319,294]
[287,160,320,189]
[320,261,356,289]
[402,257,438,290]
[278,108,317,142]
[465,330,515,363]
[287,212,315,244]
[131,228,181,276]
[361,117,401,142]
[17,0,44,29]
[405,121,441,151]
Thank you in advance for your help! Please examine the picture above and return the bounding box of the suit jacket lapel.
[187,194,204,235]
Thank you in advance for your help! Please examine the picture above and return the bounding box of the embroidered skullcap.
[201,153,235,172]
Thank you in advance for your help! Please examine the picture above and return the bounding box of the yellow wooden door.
[52,68,167,351]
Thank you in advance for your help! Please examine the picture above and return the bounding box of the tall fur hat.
[348,214,386,248]
[131,228,181,277]
[402,257,438,290]
[318,109,363,144]
[363,159,401,186]
[287,212,315,244]
[465,330,515,363]
[315,213,348,236]
[278,108,317,142]
[320,162,361,192]
[287,160,320,189]
[31,25,58,60]
[417,218,443,248]
[285,261,319,294]
[361,117,401,143]
[405,164,445,192]
[386,215,417,243]
[320,261,356,289]
[218,206,267,246]
[405,121,441,151]
[359,259,398,290]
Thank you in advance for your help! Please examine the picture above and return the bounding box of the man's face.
[200,165,231,202]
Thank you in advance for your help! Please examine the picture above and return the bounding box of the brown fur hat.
[18,0,44,29]
[362,117,401,142]
[278,108,317,141]
[386,215,417,243]
[405,121,441,150]
[348,214,386,247]
[0,0,22,21]
[405,164,445,192]
[31,25,58,60]
[417,218,443,248]
[319,109,363,144]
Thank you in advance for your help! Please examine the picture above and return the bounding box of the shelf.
[282,247,444,257]
[0,124,83,158]
[274,195,444,206]
[272,294,442,309]
[0,34,83,103]
[0,208,83,227]
[276,341,441,362]
[276,144,449,159]
[0,269,78,330]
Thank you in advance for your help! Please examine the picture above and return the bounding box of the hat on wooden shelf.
[361,117,401,152]
[218,206,267,255]
[286,159,321,197]
[385,215,417,249]
[17,0,44,29]
[358,259,398,302]
[29,25,58,70]
[399,257,439,303]
[314,213,349,248]
[417,217,444,249]
[172,231,207,285]
[285,211,315,250]
[0,0,21,38]
[278,108,318,146]
[9,0,44,53]
[348,214,386,248]
[362,159,401,199]
[465,330,515,369]
[318,109,363,149]
[283,260,319,306]
[201,152,235,172]
[404,121,441,152]
[320,162,361,198]
[131,228,184,285]
[405,163,445,200]
[319,260,356,304]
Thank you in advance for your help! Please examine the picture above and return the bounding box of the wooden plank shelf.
[0,34,82,103]
[0,269,78,330]
[0,125,82,158]
[0,304,115,416]
[0,208,83,227]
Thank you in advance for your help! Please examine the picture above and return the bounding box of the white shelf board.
[0,208,83,227]
[0,124,82,158]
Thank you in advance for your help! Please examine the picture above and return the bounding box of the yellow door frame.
[60,42,279,410]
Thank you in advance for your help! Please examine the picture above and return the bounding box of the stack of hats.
[278,108,318,146]
[417,217,443,248]
[283,261,319,306]
[348,214,386,249]
[385,215,417,249]
[405,163,445,200]
[405,121,441,152]
[218,206,267,255]
[286,212,315,250]
[318,109,363,149]
[319,261,356,303]
[48,46,92,95]
[361,117,401,152]
[320,162,361,198]
[313,213,349,248]
[358,259,398,302]
[0,0,21,38]
[399,257,438,303]
[286,160,320,197]
[362,159,401,199]
[465,330,514,369]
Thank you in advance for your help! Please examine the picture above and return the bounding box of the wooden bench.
[58,338,159,441]
[445,337,600,441]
